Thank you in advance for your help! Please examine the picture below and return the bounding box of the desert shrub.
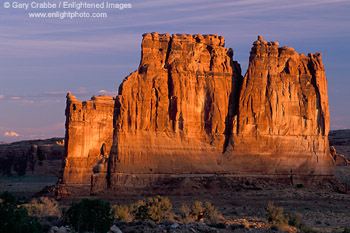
[265,204,316,232]
[287,213,317,233]
[112,204,134,222]
[24,197,61,217]
[180,201,220,224]
[179,204,192,223]
[64,198,114,233]
[133,196,172,222]
[202,202,219,222]
[265,203,288,226]
[0,191,43,233]
[190,201,204,220]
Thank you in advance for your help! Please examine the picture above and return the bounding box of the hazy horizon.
[1,0,349,142]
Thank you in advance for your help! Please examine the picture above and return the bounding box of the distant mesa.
[0,138,64,176]
[60,33,335,193]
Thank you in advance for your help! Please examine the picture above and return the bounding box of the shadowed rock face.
[61,33,334,189]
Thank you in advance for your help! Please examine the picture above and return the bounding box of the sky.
[0,0,349,142]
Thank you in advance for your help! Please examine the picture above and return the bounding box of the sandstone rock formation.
[61,33,334,190]
[329,129,350,160]
[0,138,64,176]
[226,35,333,176]
[330,146,350,166]
[108,33,242,174]
[62,94,115,184]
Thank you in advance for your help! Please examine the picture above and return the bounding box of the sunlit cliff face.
[62,33,334,191]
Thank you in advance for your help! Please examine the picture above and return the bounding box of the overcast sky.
[0,0,349,142]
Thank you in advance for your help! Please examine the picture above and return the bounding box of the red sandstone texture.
[61,33,334,189]
[63,94,115,184]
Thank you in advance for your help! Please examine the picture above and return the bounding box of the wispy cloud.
[0,34,141,58]
[44,91,66,95]
[19,100,35,104]
[96,90,118,96]
[21,122,65,135]
[72,87,88,95]
[4,131,20,137]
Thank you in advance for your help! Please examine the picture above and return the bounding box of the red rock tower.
[61,34,334,191]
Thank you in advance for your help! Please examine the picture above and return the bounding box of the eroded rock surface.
[108,33,242,176]
[330,146,350,166]
[61,34,334,191]
[225,35,333,176]
[62,94,115,184]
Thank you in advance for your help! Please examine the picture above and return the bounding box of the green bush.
[202,202,219,222]
[265,203,287,226]
[112,204,134,222]
[24,197,61,217]
[265,204,316,232]
[287,213,317,233]
[0,191,43,233]
[133,196,172,222]
[179,201,220,224]
[179,204,192,223]
[64,198,114,233]
[190,201,203,220]
[343,227,350,233]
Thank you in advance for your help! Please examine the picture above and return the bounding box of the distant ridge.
[0,137,64,176]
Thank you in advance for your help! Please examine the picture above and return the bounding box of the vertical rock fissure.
[107,98,121,188]
[308,61,325,136]
[166,37,176,131]
[223,58,242,153]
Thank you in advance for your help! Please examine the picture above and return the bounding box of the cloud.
[7,97,35,104]
[74,87,89,95]
[0,34,141,58]
[21,122,65,135]
[97,90,118,96]
[0,95,5,99]
[4,131,20,137]
[40,99,61,104]
[44,91,67,95]
[18,100,35,104]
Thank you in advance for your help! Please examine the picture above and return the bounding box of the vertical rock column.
[108,33,241,183]
[62,93,115,184]
[227,36,334,176]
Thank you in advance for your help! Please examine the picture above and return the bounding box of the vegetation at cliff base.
[63,198,114,233]
[113,195,172,223]
[0,191,43,233]
[265,202,317,232]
